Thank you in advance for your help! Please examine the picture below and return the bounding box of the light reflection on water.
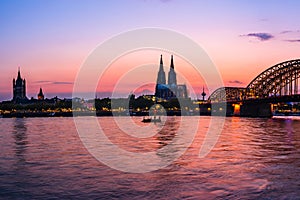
[0,116,299,199]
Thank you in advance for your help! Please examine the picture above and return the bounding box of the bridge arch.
[246,59,300,99]
[208,87,245,103]
[208,59,300,102]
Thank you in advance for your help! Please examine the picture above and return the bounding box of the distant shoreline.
[2,110,299,118]
[0,110,211,118]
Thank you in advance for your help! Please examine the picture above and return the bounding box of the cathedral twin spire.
[168,55,177,86]
[156,55,177,86]
[170,55,174,69]
[157,55,166,84]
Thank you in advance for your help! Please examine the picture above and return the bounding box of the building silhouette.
[13,68,28,102]
[37,88,44,100]
[155,55,188,100]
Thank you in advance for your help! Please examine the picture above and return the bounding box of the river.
[0,116,299,199]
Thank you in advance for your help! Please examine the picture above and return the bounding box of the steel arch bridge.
[208,87,246,103]
[209,59,300,102]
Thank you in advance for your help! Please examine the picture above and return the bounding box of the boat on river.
[272,111,300,120]
[141,116,161,123]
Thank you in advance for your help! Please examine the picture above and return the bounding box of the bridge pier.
[210,103,234,116]
[240,102,272,118]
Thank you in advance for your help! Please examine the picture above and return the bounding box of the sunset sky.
[1,0,300,100]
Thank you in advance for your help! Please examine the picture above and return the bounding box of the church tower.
[38,88,45,100]
[168,55,177,86]
[13,68,28,102]
[156,55,166,84]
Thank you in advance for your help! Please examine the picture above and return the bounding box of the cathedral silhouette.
[155,55,188,100]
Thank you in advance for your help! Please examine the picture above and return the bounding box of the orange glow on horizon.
[95,50,208,98]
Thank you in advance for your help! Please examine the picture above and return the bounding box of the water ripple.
[0,117,299,199]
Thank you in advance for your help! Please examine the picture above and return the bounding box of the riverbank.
[0,110,212,118]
